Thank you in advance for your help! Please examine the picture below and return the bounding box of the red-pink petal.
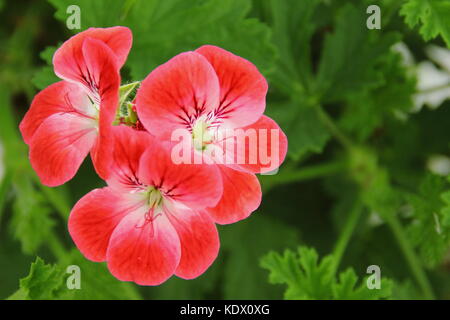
[205,165,261,224]
[53,26,131,83]
[196,45,268,128]
[106,125,152,191]
[234,115,288,174]
[136,51,220,140]
[106,210,181,286]
[165,206,219,279]
[29,113,97,186]
[81,38,121,180]
[138,141,223,209]
[19,81,92,145]
[68,187,144,262]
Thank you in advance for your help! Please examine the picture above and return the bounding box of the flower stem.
[385,214,435,299]
[261,160,346,193]
[315,104,354,150]
[331,200,363,275]
[316,104,435,299]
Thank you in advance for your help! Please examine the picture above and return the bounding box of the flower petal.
[68,187,144,262]
[106,210,181,286]
[138,140,223,209]
[106,125,152,191]
[234,115,288,174]
[165,206,219,279]
[136,51,220,140]
[29,113,97,186]
[205,165,261,224]
[196,45,268,128]
[81,38,121,180]
[53,26,131,83]
[19,81,92,145]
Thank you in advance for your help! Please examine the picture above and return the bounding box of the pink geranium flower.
[68,126,223,285]
[19,27,132,186]
[135,45,288,224]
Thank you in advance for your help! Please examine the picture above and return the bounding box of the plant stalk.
[331,200,363,275]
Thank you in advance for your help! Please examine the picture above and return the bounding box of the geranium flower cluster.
[20,27,287,285]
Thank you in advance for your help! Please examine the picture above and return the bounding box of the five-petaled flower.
[135,45,288,224]
[19,27,132,186]
[68,126,223,285]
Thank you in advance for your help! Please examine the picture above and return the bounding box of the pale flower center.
[146,187,162,209]
[192,119,213,151]
[135,187,163,228]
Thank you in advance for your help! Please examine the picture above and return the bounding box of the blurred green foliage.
[0,0,450,300]
[260,246,393,299]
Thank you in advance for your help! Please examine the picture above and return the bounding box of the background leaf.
[401,0,450,48]
[261,246,393,300]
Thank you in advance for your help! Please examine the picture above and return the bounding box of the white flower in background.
[415,45,450,111]
[427,154,450,176]
[392,43,450,112]
[427,45,450,72]
[367,211,384,227]
[392,42,415,68]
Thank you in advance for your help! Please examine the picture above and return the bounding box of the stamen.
[134,207,161,231]
[133,187,163,234]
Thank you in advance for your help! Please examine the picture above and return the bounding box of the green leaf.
[49,0,124,28]
[32,66,59,90]
[405,174,450,267]
[126,0,276,80]
[10,174,55,254]
[441,184,450,228]
[261,246,392,300]
[340,51,416,142]
[0,87,23,155]
[39,45,58,65]
[266,100,330,160]
[59,250,142,300]
[31,45,59,89]
[0,5,42,97]
[333,269,392,300]
[0,171,11,228]
[48,0,277,81]
[0,88,56,255]
[400,0,450,48]
[315,4,399,102]
[260,0,332,160]
[11,253,142,300]
[266,3,401,160]
[12,257,66,300]
[261,0,324,93]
